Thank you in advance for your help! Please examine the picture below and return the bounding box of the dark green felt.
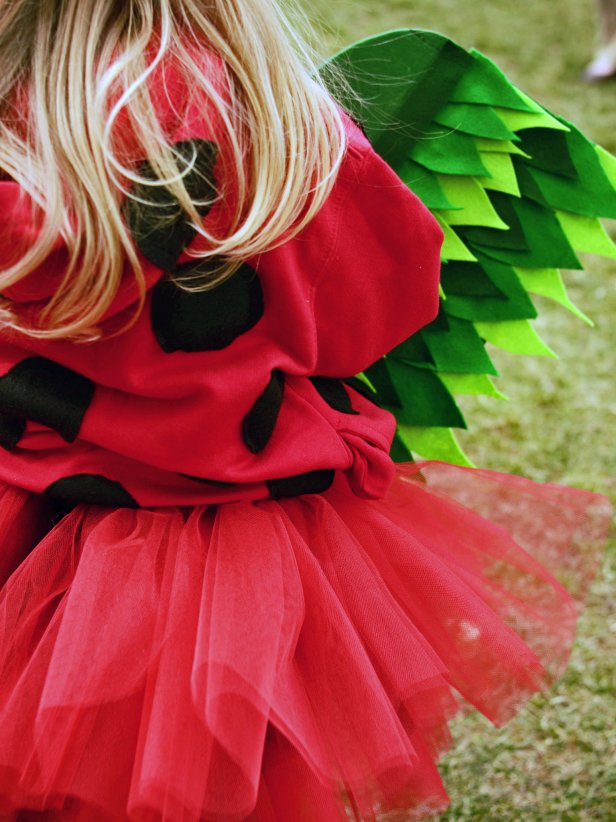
[512,159,552,208]
[443,256,538,322]
[363,360,403,408]
[390,432,414,462]
[463,191,529,251]
[389,334,436,368]
[516,128,578,179]
[421,314,498,374]
[520,125,616,217]
[470,198,582,269]
[440,261,507,298]
[384,360,467,428]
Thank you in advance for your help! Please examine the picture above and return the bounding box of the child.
[0,1,610,819]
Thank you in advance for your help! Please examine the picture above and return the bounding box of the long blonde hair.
[0,0,346,341]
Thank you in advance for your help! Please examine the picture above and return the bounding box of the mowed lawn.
[301,1,616,819]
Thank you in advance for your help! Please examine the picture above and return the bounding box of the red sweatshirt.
[0,64,442,510]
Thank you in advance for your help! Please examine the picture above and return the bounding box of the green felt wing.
[322,29,616,466]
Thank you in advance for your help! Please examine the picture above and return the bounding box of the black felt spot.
[242,370,285,454]
[0,413,27,451]
[310,377,359,415]
[151,261,264,353]
[267,469,335,500]
[124,139,219,271]
[44,474,139,510]
[0,357,95,443]
[176,473,238,488]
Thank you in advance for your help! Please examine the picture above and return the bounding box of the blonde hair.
[0,0,346,341]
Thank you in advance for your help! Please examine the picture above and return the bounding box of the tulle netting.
[0,462,610,821]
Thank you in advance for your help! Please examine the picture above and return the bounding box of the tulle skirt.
[0,462,610,821]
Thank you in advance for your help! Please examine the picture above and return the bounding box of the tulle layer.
[0,463,610,821]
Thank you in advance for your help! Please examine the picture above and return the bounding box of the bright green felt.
[475,320,557,357]
[477,152,521,197]
[398,425,475,467]
[440,372,508,400]
[435,176,509,228]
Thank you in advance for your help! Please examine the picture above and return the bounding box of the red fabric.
[0,465,610,820]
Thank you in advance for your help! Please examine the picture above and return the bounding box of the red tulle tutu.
[0,463,610,821]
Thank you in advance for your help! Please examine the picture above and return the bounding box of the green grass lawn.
[301,1,616,818]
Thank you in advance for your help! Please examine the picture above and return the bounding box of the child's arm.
[310,121,443,378]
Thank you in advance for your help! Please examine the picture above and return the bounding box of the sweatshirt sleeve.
[311,121,443,377]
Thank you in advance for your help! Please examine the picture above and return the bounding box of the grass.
[300,1,616,818]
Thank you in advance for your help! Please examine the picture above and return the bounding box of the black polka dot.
[267,469,335,500]
[177,473,238,488]
[151,261,264,353]
[44,474,139,510]
[310,377,359,415]
[124,139,219,271]
[0,357,94,444]
[242,369,285,454]
[0,413,27,451]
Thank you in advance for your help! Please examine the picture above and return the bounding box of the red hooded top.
[0,55,443,510]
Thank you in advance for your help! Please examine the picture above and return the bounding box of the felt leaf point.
[475,320,557,357]
[398,425,475,467]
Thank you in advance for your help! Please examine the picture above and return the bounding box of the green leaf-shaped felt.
[494,105,569,133]
[514,268,592,324]
[597,145,616,186]
[472,196,582,269]
[397,159,459,210]
[475,138,530,156]
[440,261,507,298]
[463,193,528,251]
[434,102,517,141]
[477,151,521,197]
[389,334,436,369]
[444,255,537,322]
[397,425,474,466]
[321,29,616,465]
[515,128,578,178]
[384,360,466,428]
[409,125,489,176]
[475,320,557,357]
[437,217,478,262]
[516,122,616,218]
[421,313,498,374]
[435,176,509,228]
[440,372,507,400]
[450,49,533,111]
[556,211,616,259]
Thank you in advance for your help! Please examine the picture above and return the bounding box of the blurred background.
[300,1,615,818]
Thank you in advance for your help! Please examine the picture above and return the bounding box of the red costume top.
[0,59,442,511]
